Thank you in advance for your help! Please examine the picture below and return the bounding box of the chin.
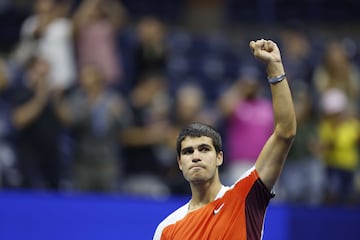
[189,175,208,185]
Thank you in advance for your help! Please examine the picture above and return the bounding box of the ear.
[177,156,183,171]
[216,151,224,167]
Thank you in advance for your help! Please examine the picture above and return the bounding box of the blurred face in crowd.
[79,65,104,93]
[239,78,259,100]
[34,0,55,15]
[237,66,261,100]
[176,84,204,123]
[324,41,349,71]
[281,30,310,59]
[137,17,165,45]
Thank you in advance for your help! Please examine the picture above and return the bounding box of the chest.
[164,199,246,240]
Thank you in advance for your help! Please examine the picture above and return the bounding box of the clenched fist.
[249,39,285,78]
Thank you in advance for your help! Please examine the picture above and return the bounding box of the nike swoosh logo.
[213,203,224,215]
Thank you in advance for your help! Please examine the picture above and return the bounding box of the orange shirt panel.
[161,170,265,240]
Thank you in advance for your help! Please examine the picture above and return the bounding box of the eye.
[181,148,194,155]
[199,146,210,152]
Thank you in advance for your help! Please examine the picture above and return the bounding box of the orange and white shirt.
[153,167,274,240]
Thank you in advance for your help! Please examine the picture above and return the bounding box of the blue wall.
[0,191,359,240]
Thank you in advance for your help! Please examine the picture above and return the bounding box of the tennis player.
[153,39,296,240]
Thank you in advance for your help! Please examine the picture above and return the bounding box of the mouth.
[189,165,205,171]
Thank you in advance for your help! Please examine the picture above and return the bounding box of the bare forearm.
[12,98,47,129]
[53,101,73,126]
[121,127,159,146]
[267,62,296,139]
[121,122,172,146]
[250,39,297,189]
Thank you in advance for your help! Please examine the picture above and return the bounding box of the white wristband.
[268,74,286,84]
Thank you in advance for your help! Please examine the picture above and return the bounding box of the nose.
[192,149,201,162]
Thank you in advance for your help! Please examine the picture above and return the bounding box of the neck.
[188,176,222,212]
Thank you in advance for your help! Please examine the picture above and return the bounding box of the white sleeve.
[20,16,38,38]
[153,224,162,240]
[38,18,76,89]
[152,203,189,240]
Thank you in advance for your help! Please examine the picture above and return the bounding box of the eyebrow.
[181,146,193,153]
[181,143,212,152]
[198,143,212,149]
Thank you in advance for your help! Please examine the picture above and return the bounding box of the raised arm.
[250,39,296,190]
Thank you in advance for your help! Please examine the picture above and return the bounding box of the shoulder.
[46,18,73,36]
[50,18,72,28]
[153,203,189,240]
[229,167,274,198]
[232,166,258,186]
[20,16,38,36]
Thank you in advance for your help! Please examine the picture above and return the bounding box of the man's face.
[177,136,223,184]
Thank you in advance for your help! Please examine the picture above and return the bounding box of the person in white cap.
[318,88,360,205]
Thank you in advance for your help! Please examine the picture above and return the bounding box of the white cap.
[320,88,348,114]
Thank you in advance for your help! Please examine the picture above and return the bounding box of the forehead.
[181,136,214,149]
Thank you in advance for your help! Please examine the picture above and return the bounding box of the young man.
[153,39,296,240]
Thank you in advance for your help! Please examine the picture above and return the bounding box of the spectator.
[132,16,168,86]
[13,0,76,90]
[312,40,360,114]
[10,56,64,190]
[72,0,127,87]
[0,57,18,188]
[55,64,131,193]
[166,82,219,194]
[172,82,218,127]
[316,88,360,205]
[217,65,274,185]
[279,23,314,86]
[277,82,325,204]
[121,74,173,197]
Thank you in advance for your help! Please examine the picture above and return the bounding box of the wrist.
[266,61,285,78]
[268,74,286,84]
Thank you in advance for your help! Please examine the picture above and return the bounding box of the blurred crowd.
[0,0,360,207]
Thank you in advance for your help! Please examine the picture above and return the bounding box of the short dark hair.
[176,122,222,157]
